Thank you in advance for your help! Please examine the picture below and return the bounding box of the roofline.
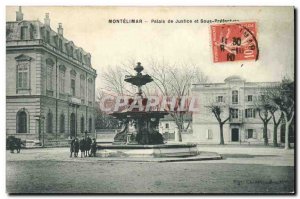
[6,20,91,57]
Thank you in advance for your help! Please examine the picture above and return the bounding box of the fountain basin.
[97,143,198,158]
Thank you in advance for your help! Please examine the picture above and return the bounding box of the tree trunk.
[263,122,268,146]
[175,126,183,142]
[178,127,183,142]
[285,121,291,150]
[219,123,224,145]
[273,124,278,147]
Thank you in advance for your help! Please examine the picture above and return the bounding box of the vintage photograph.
[5,6,295,194]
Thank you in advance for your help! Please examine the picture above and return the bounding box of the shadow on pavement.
[221,154,279,159]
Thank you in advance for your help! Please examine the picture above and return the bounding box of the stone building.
[6,8,97,146]
[189,75,286,145]
[159,115,192,142]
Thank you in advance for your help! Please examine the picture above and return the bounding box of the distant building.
[189,75,289,144]
[6,7,97,146]
[159,114,192,142]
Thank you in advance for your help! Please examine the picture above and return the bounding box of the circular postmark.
[210,22,259,63]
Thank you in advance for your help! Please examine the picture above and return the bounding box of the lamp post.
[34,115,45,147]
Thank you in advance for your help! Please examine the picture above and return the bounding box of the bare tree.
[206,103,232,145]
[101,66,135,95]
[94,90,119,129]
[146,59,208,142]
[267,78,294,149]
[254,94,273,146]
[99,58,208,142]
[269,106,283,147]
[257,107,272,146]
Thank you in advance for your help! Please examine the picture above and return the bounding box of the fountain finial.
[134,62,144,73]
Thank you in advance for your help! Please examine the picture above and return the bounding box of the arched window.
[46,111,53,133]
[88,117,92,133]
[60,114,65,133]
[17,110,27,133]
[80,116,85,133]
[232,90,238,104]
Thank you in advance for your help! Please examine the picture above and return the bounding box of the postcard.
[6,6,295,194]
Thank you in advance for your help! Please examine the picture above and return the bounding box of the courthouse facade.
[6,8,97,146]
[190,75,284,144]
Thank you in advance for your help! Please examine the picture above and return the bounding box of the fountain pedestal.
[97,143,199,158]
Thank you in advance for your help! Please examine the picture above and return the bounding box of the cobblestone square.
[6,145,294,194]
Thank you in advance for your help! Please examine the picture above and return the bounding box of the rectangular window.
[47,66,53,90]
[71,79,76,96]
[20,26,28,40]
[165,123,169,128]
[247,129,253,139]
[206,129,213,139]
[88,80,93,102]
[245,108,255,118]
[232,90,238,104]
[217,96,224,103]
[80,79,85,99]
[232,109,239,119]
[248,95,253,102]
[59,71,65,93]
[17,62,29,89]
[18,72,23,88]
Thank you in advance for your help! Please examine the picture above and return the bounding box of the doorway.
[231,128,239,142]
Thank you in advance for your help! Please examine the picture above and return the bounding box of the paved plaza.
[6,145,294,194]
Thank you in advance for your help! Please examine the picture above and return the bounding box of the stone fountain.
[111,62,167,145]
[97,62,199,158]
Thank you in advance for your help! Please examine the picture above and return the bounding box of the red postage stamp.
[211,22,259,63]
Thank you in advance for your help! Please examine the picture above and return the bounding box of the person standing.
[74,138,79,157]
[70,138,75,157]
[90,138,97,157]
[79,136,86,158]
[86,135,92,157]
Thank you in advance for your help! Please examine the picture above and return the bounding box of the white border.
[0,1,298,199]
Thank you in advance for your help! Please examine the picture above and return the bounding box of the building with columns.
[188,75,290,145]
[6,8,97,146]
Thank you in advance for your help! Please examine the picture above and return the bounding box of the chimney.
[57,23,63,36]
[44,13,50,26]
[16,6,23,21]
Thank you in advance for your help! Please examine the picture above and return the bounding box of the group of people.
[70,136,97,158]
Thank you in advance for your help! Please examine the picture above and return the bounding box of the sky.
[6,6,294,90]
